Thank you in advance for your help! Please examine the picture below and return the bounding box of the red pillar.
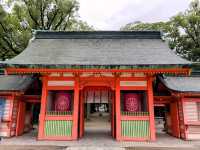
[170,101,180,138]
[181,97,188,140]
[79,90,84,138]
[72,76,79,140]
[10,95,14,137]
[38,77,48,140]
[112,90,115,138]
[115,77,121,141]
[147,77,156,141]
[16,100,26,136]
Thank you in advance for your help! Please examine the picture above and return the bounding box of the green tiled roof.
[1,31,190,69]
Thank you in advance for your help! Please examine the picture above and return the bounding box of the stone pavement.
[1,114,200,150]
[66,147,125,150]
[1,129,200,150]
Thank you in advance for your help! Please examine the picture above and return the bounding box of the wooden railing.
[46,111,72,115]
[45,120,72,137]
[44,111,73,139]
[120,111,150,140]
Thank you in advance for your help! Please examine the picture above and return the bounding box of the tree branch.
[2,36,20,54]
[185,27,200,47]
[40,1,45,29]
[63,6,74,30]
[23,0,41,29]
[46,9,59,30]
[63,14,71,30]
[53,14,64,30]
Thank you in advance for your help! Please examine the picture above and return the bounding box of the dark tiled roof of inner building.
[160,76,200,92]
[0,75,34,92]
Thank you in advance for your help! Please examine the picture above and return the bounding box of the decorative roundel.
[55,92,71,111]
[124,93,140,112]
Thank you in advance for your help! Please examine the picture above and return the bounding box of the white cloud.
[78,0,193,30]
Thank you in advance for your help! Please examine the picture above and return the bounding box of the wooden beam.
[154,96,173,104]
[22,95,41,103]
[121,115,149,121]
[120,86,147,91]
[47,86,74,90]
[5,68,191,75]
[182,97,200,102]
[45,115,73,121]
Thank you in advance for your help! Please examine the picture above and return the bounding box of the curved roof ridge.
[34,30,162,39]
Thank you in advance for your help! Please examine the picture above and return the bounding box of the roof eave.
[0,63,191,69]
[159,76,200,93]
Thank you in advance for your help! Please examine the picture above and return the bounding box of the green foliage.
[121,21,170,33]
[169,0,200,62]
[0,0,93,60]
[121,0,200,62]
[0,5,31,60]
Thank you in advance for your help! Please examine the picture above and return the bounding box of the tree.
[0,0,93,60]
[121,0,200,62]
[0,5,30,60]
[121,21,170,33]
[169,0,200,62]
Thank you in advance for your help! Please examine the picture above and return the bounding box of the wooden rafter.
[5,68,191,75]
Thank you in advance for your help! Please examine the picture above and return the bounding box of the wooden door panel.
[16,101,26,136]
[170,102,180,138]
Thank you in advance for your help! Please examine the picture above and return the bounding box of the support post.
[147,77,156,141]
[115,76,121,141]
[112,90,115,138]
[72,76,79,140]
[9,95,14,137]
[181,97,187,140]
[79,90,84,138]
[38,77,48,140]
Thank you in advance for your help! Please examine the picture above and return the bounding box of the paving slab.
[126,148,199,150]
[1,129,200,148]
[0,145,65,150]
[66,147,125,150]
[1,115,200,149]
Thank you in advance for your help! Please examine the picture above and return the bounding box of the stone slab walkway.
[1,131,200,149]
[1,115,200,150]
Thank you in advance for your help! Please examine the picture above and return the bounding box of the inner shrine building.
[0,31,192,141]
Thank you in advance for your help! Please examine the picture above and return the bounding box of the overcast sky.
[78,0,193,30]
